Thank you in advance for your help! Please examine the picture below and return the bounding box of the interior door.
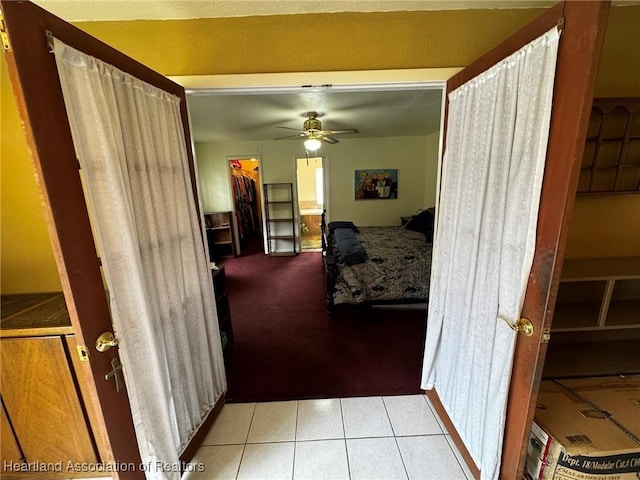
[1,1,203,477]
[428,1,609,478]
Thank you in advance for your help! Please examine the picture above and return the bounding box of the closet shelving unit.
[263,183,297,257]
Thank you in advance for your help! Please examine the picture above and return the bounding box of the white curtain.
[421,28,560,479]
[53,40,226,479]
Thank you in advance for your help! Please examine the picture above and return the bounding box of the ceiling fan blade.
[325,128,358,135]
[322,136,339,144]
[276,126,303,131]
[274,133,305,140]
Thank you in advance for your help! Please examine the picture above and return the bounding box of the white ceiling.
[187,87,444,143]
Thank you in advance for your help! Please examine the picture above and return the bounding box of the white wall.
[324,136,434,226]
[297,157,323,205]
[195,135,438,227]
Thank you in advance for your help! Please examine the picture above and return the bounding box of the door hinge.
[0,13,11,52]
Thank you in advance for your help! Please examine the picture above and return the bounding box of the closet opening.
[228,156,263,256]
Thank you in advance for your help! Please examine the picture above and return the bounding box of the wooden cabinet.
[0,293,108,477]
[579,98,640,194]
[1,337,97,465]
[205,211,236,259]
[552,257,640,332]
[212,266,234,351]
[264,183,297,256]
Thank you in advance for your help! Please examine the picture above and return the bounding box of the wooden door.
[1,1,201,477]
[427,1,610,478]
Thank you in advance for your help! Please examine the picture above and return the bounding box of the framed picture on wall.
[355,169,398,200]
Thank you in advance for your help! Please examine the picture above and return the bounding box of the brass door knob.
[514,318,534,336]
[499,315,534,337]
[96,332,119,352]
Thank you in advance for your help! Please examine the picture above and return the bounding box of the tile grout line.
[235,402,257,479]
[339,398,352,480]
[234,444,247,480]
[244,402,258,444]
[292,400,299,480]
[381,396,397,436]
[382,396,411,480]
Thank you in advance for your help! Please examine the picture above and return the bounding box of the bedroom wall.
[2,5,638,293]
[196,135,435,228]
[327,136,433,226]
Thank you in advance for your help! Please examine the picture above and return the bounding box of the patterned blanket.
[332,226,433,305]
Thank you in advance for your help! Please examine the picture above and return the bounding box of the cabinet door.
[0,337,97,464]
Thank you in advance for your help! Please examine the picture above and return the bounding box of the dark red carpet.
[220,236,427,402]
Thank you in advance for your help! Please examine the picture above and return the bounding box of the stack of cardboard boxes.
[526,376,640,480]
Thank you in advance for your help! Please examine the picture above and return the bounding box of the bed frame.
[320,211,338,313]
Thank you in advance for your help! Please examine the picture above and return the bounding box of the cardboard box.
[526,376,640,480]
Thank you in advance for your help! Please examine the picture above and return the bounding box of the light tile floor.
[182,394,473,480]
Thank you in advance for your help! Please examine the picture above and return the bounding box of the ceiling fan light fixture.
[304,137,322,152]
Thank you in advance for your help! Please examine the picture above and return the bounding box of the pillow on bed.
[328,221,359,233]
[404,208,435,242]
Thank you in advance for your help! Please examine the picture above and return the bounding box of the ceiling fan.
[274,111,358,151]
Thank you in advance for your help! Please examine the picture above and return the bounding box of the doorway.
[296,155,325,251]
[228,156,263,255]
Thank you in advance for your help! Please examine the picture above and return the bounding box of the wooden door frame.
[1,1,205,476]
[294,153,327,252]
[426,1,610,478]
[503,2,608,477]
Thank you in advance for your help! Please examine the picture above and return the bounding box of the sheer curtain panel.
[53,39,226,479]
[421,28,560,479]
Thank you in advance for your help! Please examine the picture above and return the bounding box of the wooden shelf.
[205,211,236,259]
[264,183,297,257]
[0,293,73,337]
[552,257,640,332]
[561,256,640,280]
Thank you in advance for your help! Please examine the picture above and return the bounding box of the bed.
[321,212,434,312]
